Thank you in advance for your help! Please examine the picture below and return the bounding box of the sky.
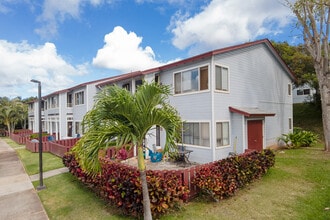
[0,0,300,99]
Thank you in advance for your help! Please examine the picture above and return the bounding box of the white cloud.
[35,0,103,38]
[93,26,167,72]
[170,0,295,54]
[0,40,87,98]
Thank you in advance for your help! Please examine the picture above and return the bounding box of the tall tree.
[287,0,330,151]
[272,41,321,106]
[72,82,182,219]
[0,97,24,133]
[272,41,315,86]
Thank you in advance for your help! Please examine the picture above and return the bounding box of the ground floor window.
[216,121,230,147]
[182,122,210,147]
[75,121,83,137]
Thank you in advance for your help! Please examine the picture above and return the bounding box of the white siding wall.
[213,44,293,150]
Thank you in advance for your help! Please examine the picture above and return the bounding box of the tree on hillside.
[272,41,321,106]
[272,41,315,86]
[72,82,182,219]
[286,0,330,151]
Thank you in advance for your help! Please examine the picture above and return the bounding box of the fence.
[48,138,80,157]
[25,140,50,152]
[25,137,80,157]
[9,129,33,144]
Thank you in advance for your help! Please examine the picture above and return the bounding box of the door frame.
[246,118,265,151]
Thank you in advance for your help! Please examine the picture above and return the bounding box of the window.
[303,89,310,95]
[215,65,229,91]
[135,79,143,91]
[174,66,208,94]
[67,93,72,107]
[297,89,310,95]
[122,83,130,91]
[289,118,292,130]
[288,83,292,96]
[50,96,58,108]
[216,122,230,147]
[182,122,209,147]
[75,121,83,136]
[75,91,84,105]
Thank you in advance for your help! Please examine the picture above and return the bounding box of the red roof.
[44,38,296,98]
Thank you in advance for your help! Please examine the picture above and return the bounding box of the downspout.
[211,56,216,161]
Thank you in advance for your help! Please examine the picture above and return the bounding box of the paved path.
[0,139,50,220]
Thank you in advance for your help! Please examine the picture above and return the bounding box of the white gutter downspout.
[211,55,216,161]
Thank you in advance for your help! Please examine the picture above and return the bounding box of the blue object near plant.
[149,149,163,163]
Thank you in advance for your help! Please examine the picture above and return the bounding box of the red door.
[247,120,263,151]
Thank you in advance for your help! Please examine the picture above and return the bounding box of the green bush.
[63,153,189,218]
[278,127,319,149]
[192,150,275,201]
[29,132,49,139]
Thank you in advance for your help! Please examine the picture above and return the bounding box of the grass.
[162,143,330,220]
[2,137,64,175]
[33,173,131,220]
[26,144,330,219]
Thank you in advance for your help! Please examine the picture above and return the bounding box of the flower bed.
[63,149,275,218]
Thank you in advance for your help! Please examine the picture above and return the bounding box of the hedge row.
[63,149,275,218]
[192,149,275,201]
[63,154,189,218]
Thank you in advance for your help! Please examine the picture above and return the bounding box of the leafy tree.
[72,82,182,219]
[272,41,315,86]
[0,97,28,133]
[272,41,321,106]
[286,0,330,151]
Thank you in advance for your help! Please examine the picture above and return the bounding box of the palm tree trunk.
[137,146,152,220]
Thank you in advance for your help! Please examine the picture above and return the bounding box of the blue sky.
[0,0,300,98]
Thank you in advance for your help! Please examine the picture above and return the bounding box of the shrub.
[63,153,189,218]
[278,127,319,148]
[192,149,275,201]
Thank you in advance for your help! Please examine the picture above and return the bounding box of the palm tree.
[72,82,182,219]
[0,97,26,133]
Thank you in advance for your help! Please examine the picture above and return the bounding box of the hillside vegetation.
[293,103,323,140]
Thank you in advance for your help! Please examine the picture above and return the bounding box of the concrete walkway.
[0,139,54,220]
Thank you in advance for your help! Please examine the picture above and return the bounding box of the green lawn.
[2,137,64,175]
[24,144,330,219]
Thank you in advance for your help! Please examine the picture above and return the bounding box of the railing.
[26,140,50,152]
[48,138,80,157]
[25,137,80,157]
[9,129,33,144]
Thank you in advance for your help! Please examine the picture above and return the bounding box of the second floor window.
[67,93,73,107]
[50,96,58,108]
[174,66,208,94]
[75,91,84,105]
[215,65,229,91]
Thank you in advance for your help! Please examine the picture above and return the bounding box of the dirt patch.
[121,157,198,170]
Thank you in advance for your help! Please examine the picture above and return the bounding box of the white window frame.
[216,121,230,147]
[215,65,229,92]
[288,83,292,96]
[180,121,210,148]
[288,118,293,130]
[74,91,85,105]
[174,65,209,95]
[75,121,83,136]
[50,95,58,109]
